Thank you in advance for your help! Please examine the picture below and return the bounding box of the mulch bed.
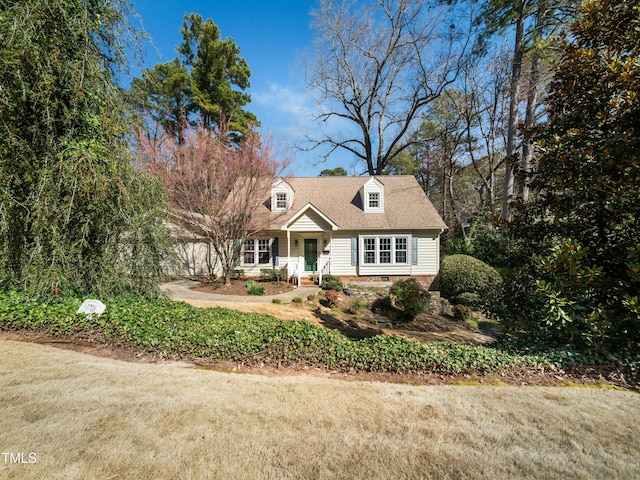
[192,278,296,296]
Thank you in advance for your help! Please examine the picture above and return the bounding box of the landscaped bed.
[0,290,637,388]
[192,278,296,296]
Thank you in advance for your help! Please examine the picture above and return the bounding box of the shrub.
[292,296,303,304]
[307,293,316,301]
[389,279,430,320]
[455,292,482,309]
[442,238,474,257]
[496,239,632,353]
[453,304,473,322]
[440,255,503,300]
[321,275,343,291]
[259,267,288,282]
[349,298,364,314]
[271,298,282,304]
[244,280,265,296]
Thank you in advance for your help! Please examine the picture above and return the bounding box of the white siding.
[411,233,440,275]
[358,264,412,276]
[289,211,331,232]
[169,229,441,279]
[173,241,214,276]
[329,233,358,276]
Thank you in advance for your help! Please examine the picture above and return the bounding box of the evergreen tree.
[503,0,640,352]
[132,13,257,143]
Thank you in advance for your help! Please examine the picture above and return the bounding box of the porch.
[280,203,339,288]
[284,232,333,287]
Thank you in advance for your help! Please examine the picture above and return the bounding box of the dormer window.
[271,178,294,213]
[362,176,384,213]
[368,192,379,209]
[276,193,288,210]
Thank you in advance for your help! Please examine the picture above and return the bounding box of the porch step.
[298,279,317,287]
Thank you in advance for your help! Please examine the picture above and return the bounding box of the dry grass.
[182,298,318,321]
[1,339,639,480]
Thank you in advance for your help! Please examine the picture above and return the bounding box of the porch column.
[286,230,291,280]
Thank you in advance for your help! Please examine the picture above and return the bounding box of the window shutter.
[272,237,279,266]
[411,237,418,265]
[233,239,241,263]
[351,237,358,266]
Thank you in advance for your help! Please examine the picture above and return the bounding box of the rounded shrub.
[439,254,503,300]
[452,304,474,322]
[321,275,343,291]
[454,292,482,309]
[389,278,430,320]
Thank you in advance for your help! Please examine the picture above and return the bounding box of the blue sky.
[129,0,349,176]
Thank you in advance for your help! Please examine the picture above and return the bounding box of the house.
[174,175,447,290]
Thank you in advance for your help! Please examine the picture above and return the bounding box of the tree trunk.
[501,1,526,221]
[521,1,545,203]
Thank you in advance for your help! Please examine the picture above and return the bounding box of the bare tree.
[136,124,288,284]
[304,0,474,175]
[458,47,511,219]
[478,0,577,220]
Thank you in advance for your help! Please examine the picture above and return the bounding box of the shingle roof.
[266,176,447,230]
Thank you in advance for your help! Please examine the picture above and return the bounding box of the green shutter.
[272,237,279,266]
[233,239,241,263]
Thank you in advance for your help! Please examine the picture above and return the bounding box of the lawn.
[1,339,639,480]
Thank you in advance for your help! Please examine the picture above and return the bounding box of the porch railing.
[288,259,300,286]
[318,258,330,287]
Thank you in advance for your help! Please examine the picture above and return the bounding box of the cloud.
[252,82,311,117]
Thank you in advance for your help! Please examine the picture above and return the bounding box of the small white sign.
[77,299,106,316]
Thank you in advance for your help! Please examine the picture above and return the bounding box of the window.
[242,239,272,266]
[258,239,270,265]
[395,238,407,264]
[364,238,376,264]
[379,237,391,264]
[362,236,409,265]
[276,193,287,210]
[368,192,379,209]
[243,239,255,265]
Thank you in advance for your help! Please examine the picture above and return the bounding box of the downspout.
[329,230,333,275]
[287,229,291,282]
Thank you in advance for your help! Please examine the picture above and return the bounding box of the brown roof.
[266,176,447,230]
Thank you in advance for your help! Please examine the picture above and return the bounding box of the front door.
[304,239,317,272]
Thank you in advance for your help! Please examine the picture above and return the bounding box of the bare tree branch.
[136,123,289,284]
[304,0,476,175]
